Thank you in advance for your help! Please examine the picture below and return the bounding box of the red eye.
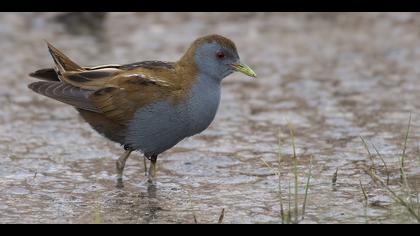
[216,51,225,59]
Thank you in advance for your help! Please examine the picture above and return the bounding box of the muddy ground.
[1,12,420,223]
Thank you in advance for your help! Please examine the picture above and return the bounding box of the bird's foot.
[147,167,157,184]
[115,149,132,188]
[116,159,125,188]
[148,155,157,184]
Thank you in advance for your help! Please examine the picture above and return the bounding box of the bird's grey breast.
[187,74,221,134]
[125,75,221,156]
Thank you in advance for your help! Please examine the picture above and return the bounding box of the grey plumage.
[125,73,221,157]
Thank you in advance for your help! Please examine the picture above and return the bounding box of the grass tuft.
[364,169,420,223]
[362,113,420,223]
[261,124,313,224]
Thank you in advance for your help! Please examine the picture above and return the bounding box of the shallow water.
[1,12,420,223]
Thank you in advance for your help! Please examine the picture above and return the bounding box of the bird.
[28,34,257,187]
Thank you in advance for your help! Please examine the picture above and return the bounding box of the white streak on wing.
[88,64,121,70]
[125,74,172,87]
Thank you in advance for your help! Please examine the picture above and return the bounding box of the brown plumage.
[28,34,256,187]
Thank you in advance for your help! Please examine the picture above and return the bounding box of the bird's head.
[180,34,256,82]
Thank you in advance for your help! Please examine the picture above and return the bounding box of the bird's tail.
[45,41,83,75]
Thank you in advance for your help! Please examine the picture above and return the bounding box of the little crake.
[28,34,256,187]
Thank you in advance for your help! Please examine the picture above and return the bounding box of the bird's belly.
[124,87,220,156]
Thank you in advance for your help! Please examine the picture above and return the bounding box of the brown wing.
[29,42,183,128]
[30,69,181,125]
[88,71,181,125]
[59,68,121,90]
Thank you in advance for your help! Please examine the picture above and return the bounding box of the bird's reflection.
[143,182,160,223]
[147,182,158,199]
[102,178,163,223]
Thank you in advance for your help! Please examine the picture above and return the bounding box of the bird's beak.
[230,62,257,78]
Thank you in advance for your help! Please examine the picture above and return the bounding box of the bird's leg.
[143,156,148,176]
[148,154,158,183]
[116,149,132,188]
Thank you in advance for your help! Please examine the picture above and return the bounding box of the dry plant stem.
[359,179,368,207]
[260,158,284,223]
[218,208,225,224]
[360,136,390,185]
[332,168,338,185]
[400,113,411,187]
[187,191,198,224]
[360,136,376,171]
[277,130,285,224]
[359,179,369,223]
[279,172,285,224]
[93,192,101,224]
[371,143,390,185]
[288,178,292,223]
[288,123,299,223]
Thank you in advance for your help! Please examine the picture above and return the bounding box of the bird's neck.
[176,48,225,85]
[177,46,196,69]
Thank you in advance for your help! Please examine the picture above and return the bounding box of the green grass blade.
[301,156,313,221]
